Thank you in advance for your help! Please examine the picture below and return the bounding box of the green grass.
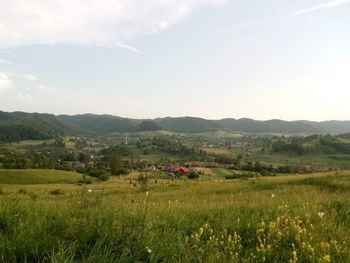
[211,168,232,177]
[0,139,54,151]
[0,169,92,184]
[0,171,349,262]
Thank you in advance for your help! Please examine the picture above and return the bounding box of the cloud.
[22,74,38,81]
[229,0,350,33]
[288,0,350,17]
[0,0,226,51]
[106,43,141,53]
[0,59,13,64]
[17,94,34,103]
[0,72,14,93]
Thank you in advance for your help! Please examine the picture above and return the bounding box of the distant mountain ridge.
[1,111,350,142]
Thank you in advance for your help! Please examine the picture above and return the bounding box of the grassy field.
[0,169,92,184]
[0,139,54,151]
[0,170,349,262]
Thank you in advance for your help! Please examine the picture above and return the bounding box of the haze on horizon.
[0,0,349,122]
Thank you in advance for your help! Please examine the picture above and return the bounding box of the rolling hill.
[0,111,77,142]
[58,114,141,134]
[154,117,221,133]
[1,111,350,141]
[216,118,321,134]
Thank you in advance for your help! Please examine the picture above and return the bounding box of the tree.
[235,154,243,169]
[254,161,262,172]
[109,151,122,175]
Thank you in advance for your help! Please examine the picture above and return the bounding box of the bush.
[137,173,148,184]
[18,188,27,194]
[49,189,64,195]
[76,168,109,182]
[98,173,109,181]
[77,178,92,185]
[187,171,199,179]
[114,167,130,175]
[260,169,271,176]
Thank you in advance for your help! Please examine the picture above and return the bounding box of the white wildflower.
[146,246,152,254]
[318,212,325,218]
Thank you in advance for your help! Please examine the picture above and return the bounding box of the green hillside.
[154,117,221,133]
[0,169,92,184]
[1,111,350,138]
[216,118,321,134]
[0,111,76,142]
[58,114,141,134]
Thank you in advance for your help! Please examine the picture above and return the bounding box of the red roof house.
[174,166,190,174]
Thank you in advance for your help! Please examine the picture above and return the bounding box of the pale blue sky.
[0,0,349,121]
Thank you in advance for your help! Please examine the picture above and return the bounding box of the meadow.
[0,169,93,185]
[0,169,349,262]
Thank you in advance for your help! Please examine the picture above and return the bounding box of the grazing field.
[0,170,349,262]
[0,169,92,184]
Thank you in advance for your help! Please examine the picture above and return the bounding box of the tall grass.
[0,172,349,262]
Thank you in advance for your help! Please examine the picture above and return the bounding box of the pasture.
[0,169,349,262]
[0,169,94,185]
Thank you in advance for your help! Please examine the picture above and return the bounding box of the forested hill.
[0,111,76,142]
[1,111,350,142]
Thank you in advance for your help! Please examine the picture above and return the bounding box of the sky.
[0,0,349,121]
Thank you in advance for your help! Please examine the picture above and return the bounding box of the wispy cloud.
[22,74,38,81]
[230,0,350,32]
[0,0,226,51]
[0,72,14,93]
[106,43,141,53]
[288,0,350,17]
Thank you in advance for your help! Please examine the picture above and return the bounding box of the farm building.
[174,166,189,174]
[162,164,189,174]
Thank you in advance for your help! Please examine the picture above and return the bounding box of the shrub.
[114,167,130,175]
[260,169,271,176]
[187,171,199,179]
[98,173,109,181]
[49,189,64,195]
[77,178,92,185]
[225,173,254,180]
[137,173,149,184]
[85,169,108,179]
[18,188,27,194]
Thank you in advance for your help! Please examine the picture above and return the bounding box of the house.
[174,166,190,174]
[211,162,219,167]
[162,164,189,174]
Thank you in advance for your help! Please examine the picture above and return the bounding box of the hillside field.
[0,169,94,184]
[0,169,349,262]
